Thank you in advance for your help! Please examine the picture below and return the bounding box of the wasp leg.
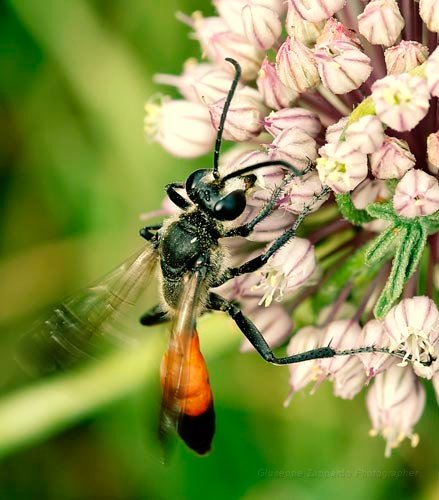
[216,187,331,284]
[223,172,294,238]
[208,294,335,365]
[140,304,169,326]
[166,182,191,209]
[208,294,423,366]
[139,224,162,241]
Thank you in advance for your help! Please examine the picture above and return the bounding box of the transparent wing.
[159,269,215,457]
[18,245,158,374]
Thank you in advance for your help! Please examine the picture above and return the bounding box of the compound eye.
[186,169,208,193]
[213,190,246,221]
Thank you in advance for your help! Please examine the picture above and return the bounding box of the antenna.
[212,58,241,180]
[221,160,302,182]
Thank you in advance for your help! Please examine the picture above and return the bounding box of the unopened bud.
[156,61,240,105]
[427,131,439,174]
[242,2,282,50]
[276,36,320,93]
[370,136,415,179]
[257,58,298,110]
[263,108,321,138]
[193,14,264,81]
[281,171,328,213]
[344,115,384,154]
[426,46,439,97]
[325,116,348,143]
[384,41,429,75]
[315,40,372,94]
[419,0,439,33]
[358,0,404,47]
[208,90,267,142]
[289,0,347,23]
[286,0,324,46]
[267,128,318,172]
[144,96,215,158]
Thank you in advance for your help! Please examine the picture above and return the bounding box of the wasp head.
[185,168,256,221]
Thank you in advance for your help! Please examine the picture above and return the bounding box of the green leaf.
[365,225,400,266]
[366,201,395,221]
[404,222,427,280]
[373,222,428,318]
[335,193,374,226]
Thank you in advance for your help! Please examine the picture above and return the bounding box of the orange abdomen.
[160,331,213,417]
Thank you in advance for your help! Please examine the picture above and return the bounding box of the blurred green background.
[0,1,438,499]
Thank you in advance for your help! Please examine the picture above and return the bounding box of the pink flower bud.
[285,326,326,400]
[419,0,439,32]
[257,59,298,110]
[318,17,360,44]
[371,74,430,132]
[426,46,439,97]
[286,1,324,46]
[384,41,429,75]
[319,320,362,377]
[266,128,318,172]
[383,297,439,368]
[314,40,372,94]
[358,320,395,379]
[370,136,416,179]
[366,365,425,457]
[352,179,390,209]
[214,0,286,35]
[358,0,405,47]
[393,170,439,218]
[427,131,439,174]
[289,0,347,23]
[256,237,317,306]
[316,141,368,193]
[193,14,264,81]
[156,62,247,105]
[208,90,267,142]
[264,108,321,138]
[218,144,262,177]
[325,116,348,143]
[344,115,384,154]
[213,0,247,35]
[144,96,216,158]
[276,37,320,93]
[281,171,329,214]
[332,356,367,399]
[242,2,282,50]
[240,301,293,352]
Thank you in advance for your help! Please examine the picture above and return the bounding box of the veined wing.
[159,268,214,456]
[18,244,158,374]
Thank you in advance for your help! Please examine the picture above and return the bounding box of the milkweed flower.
[393,169,439,218]
[256,237,317,306]
[144,96,216,158]
[367,365,425,457]
[148,0,439,457]
[383,297,439,368]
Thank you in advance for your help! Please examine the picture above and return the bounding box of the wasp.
[20,59,427,456]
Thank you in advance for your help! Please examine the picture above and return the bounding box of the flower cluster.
[146,0,439,456]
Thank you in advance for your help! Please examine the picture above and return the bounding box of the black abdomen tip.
[178,404,215,455]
